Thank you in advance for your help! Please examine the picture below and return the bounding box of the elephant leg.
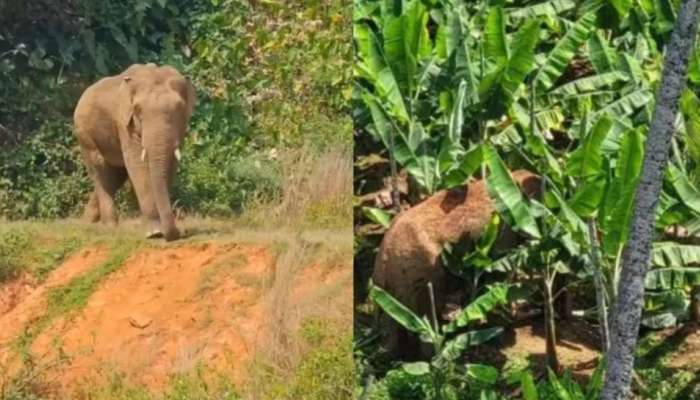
[79,146,101,223]
[92,165,127,226]
[125,161,161,238]
[135,186,161,238]
[83,191,100,223]
[78,137,126,226]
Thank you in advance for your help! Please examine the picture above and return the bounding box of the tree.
[600,1,700,398]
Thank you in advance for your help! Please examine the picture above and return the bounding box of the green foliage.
[175,148,282,216]
[285,330,354,399]
[254,320,354,400]
[635,331,699,400]
[0,225,84,283]
[0,121,90,219]
[368,368,432,400]
[0,228,31,283]
[368,283,505,400]
[522,364,605,400]
[355,0,700,398]
[484,147,541,239]
[73,365,240,400]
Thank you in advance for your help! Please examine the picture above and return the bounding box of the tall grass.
[243,239,353,399]
[241,144,353,230]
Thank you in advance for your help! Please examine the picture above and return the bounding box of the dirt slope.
[0,236,351,398]
[0,246,110,353]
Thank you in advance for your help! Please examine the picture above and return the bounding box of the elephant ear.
[164,74,196,125]
[119,76,142,136]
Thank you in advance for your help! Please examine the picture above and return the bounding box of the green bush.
[0,121,89,219]
[175,146,282,216]
[0,229,31,283]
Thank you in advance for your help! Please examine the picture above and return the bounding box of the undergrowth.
[246,318,354,400]
[80,365,241,400]
[0,226,86,284]
[634,330,700,399]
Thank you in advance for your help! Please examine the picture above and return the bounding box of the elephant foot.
[103,220,118,229]
[163,227,180,242]
[83,213,100,224]
[146,230,164,239]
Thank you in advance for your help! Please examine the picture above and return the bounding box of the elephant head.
[118,65,196,240]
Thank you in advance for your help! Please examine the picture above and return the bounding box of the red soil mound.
[1,238,352,398]
[32,243,275,395]
[0,246,110,364]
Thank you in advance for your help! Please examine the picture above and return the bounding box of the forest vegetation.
[353,0,700,398]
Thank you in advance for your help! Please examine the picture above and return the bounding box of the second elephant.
[372,170,542,359]
[73,63,196,241]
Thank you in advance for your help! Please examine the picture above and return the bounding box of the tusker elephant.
[74,63,196,241]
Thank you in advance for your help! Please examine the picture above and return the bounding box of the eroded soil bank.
[0,229,352,399]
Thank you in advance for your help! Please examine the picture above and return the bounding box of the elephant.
[371,170,542,359]
[73,63,196,241]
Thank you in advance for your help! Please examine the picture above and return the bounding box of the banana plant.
[643,242,700,327]
[512,360,606,400]
[369,282,508,400]
[355,0,458,195]
[440,212,503,304]
[539,114,700,330]
[355,0,545,196]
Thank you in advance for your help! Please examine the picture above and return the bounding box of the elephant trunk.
[146,134,179,241]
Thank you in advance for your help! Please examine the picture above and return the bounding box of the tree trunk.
[544,279,560,372]
[388,120,401,213]
[692,285,700,323]
[588,219,610,352]
[558,275,574,320]
[600,2,700,399]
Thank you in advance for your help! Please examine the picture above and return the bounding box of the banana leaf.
[444,284,509,333]
[666,163,700,215]
[601,128,644,256]
[536,12,597,92]
[485,6,508,65]
[610,0,633,18]
[355,23,409,121]
[508,0,576,18]
[588,31,619,73]
[369,284,432,337]
[484,146,542,239]
[566,115,613,178]
[549,71,629,97]
[383,0,431,97]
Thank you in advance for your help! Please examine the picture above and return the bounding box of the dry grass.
[242,238,353,400]
[263,239,312,369]
[242,144,353,230]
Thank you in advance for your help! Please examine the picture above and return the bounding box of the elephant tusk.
[141,148,146,162]
[174,148,181,161]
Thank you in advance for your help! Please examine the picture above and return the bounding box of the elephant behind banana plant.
[372,170,542,359]
[73,63,196,241]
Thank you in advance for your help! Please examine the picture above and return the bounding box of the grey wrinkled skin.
[600,1,700,399]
